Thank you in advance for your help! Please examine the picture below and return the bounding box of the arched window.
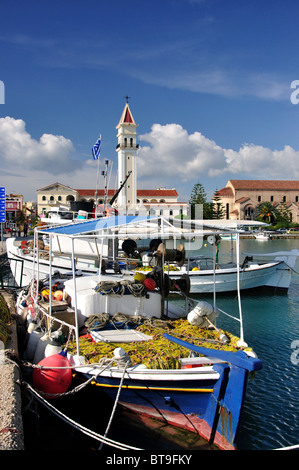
[58,196,62,201]
[50,196,54,201]
[42,195,46,201]
[130,138,133,147]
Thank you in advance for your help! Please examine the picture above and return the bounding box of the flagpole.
[95,156,100,218]
[94,134,101,218]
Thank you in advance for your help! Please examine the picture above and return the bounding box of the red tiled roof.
[229,180,299,190]
[137,189,178,197]
[75,188,178,197]
[216,187,233,197]
[76,189,116,197]
[235,197,250,204]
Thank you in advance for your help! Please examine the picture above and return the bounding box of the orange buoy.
[32,352,72,398]
[143,278,156,291]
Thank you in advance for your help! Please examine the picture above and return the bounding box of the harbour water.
[17,237,299,450]
[208,237,299,450]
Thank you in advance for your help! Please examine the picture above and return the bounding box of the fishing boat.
[17,215,262,451]
[7,216,298,292]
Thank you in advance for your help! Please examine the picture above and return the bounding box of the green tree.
[189,182,213,219]
[256,201,278,224]
[212,189,225,219]
[275,199,292,227]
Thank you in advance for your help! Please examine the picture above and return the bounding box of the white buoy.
[45,343,62,358]
[33,333,52,364]
[25,329,43,362]
[187,301,216,327]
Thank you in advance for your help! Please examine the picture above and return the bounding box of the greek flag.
[92,137,101,160]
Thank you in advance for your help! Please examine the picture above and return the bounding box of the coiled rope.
[94,280,147,297]
[84,312,144,332]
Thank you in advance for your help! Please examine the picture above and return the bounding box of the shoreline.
[0,290,24,450]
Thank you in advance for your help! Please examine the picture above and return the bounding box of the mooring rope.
[98,360,130,450]
[23,381,142,451]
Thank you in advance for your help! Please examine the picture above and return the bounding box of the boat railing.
[36,302,77,336]
[1,256,24,288]
[31,223,248,353]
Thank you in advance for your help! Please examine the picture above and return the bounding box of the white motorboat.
[6,216,298,292]
[254,231,271,241]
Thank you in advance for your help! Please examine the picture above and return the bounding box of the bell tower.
[116,98,138,209]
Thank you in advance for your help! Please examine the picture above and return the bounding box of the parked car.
[287,227,299,233]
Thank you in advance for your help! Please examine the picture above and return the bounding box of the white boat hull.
[6,237,98,287]
[6,237,294,292]
[169,261,291,293]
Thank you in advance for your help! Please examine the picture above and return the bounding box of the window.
[258,196,261,202]
[226,203,229,219]
[283,196,286,202]
[130,138,133,147]
[42,195,46,201]
[270,196,273,202]
[58,196,62,201]
[296,196,298,202]
[50,196,54,201]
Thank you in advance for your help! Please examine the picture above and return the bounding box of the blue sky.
[0,0,299,203]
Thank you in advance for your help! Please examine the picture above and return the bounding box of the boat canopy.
[39,215,153,236]
[38,215,267,238]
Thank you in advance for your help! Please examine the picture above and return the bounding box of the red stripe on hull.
[119,400,236,451]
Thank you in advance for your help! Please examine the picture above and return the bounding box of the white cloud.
[0,116,81,174]
[138,124,226,181]
[138,123,299,181]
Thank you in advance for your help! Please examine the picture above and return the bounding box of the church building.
[216,179,299,223]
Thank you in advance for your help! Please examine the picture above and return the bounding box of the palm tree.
[256,201,278,224]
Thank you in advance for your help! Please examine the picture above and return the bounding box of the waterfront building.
[4,194,23,232]
[216,180,299,223]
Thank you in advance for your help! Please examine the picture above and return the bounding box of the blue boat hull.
[78,361,250,450]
